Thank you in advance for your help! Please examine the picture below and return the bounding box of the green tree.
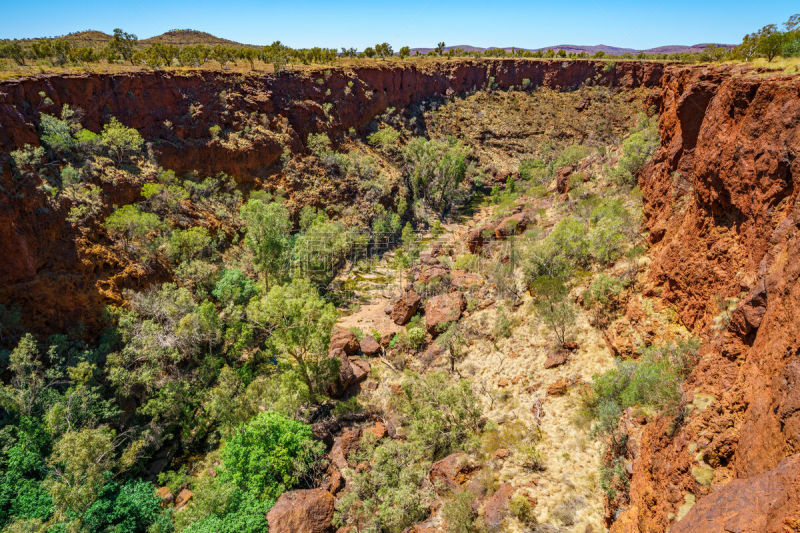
[103,205,165,247]
[755,24,784,61]
[99,117,144,164]
[246,278,337,400]
[398,46,411,59]
[0,42,26,65]
[436,42,446,56]
[107,28,138,64]
[240,198,291,287]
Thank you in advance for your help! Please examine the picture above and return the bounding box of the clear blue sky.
[1,0,797,50]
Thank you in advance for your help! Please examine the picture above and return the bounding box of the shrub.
[367,126,401,151]
[103,205,166,247]
[509,493,537,527]
[583,273,626,325]
[403,136,471,216]
[442,489,480,533]
[220,411,324,501]
[307,132,332,157]
[212,269,258,307]
[334,440,430,533]
[399,373,482,460]
[82,478,168,533]
[584,339,700,435]
[609,115,659,187]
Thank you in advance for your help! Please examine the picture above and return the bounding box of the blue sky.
[1,0,797,50]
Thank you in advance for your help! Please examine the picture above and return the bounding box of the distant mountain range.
[6,30,730,56]
[410,43,731,56]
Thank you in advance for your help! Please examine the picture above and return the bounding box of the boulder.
[556,165,573,194]
[365,421,388,439]
[425,292,466,335]
[391,290,421,325]
[330,328,360,356]
[266,488,335,533]
[175,488,192,509]
[483,482,514,529]
[329,427,362,470]
[359,335,381,356]
[414,265,450,285]
[349,358,370,383]
[429,452,478,493]
[544,350,569,369]
[494,212,531,239]
[547,378,570,397]
[156,486,173,506]
[467,226,492,253]
[328,348,355,398]
[450,269,482,290]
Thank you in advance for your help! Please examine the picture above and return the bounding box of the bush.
[583,273,626,325]
[609,115,659,187]
[403,136,471,216]
[399,373,482,460]
[212,269,257,307]
[334,440,430,533]
[220,411,324,501]
[584,339,700,435]
[367,126,401,151]
[82,478,168,533]
[442,489,480,533]
[307,132,332,157]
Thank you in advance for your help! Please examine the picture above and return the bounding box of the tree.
[436,42,446,56]
[529,275,575,346]
[108,28,138,64]
[755,24,783,61]
[375,42,393,59]
[246,278,337,400]
[240,198,291,287]
[398,46,411,59]
[220,411,323,500]
[99,117,144,164]
[103,205,165,247]
[0,42,26,66]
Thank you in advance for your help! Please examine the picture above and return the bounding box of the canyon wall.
[0,59,662,333]
[615,66,800,531]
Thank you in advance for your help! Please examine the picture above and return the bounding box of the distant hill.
[140,30,249,47]
[4,29,254,48]
[410,43,731,56]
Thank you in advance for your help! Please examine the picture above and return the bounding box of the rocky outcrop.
[391,289,421,325]
[672,454,800,533]
[613,66,800,531]
[266,488,334,533]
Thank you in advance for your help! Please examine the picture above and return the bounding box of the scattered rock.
[562,341,579,351]
[359,335,381,356]
[414,265,450,285]
[175,488,192,509]
[391,290,421,325]
[450,269,482,290]
[330,328,360,356]
[266,488,334,533]
[498,377,509,387]
[544,350,569,369]
[425,292,466,335]
[483,482,514,528]
[547,378,570,396]
[328,348,354,397]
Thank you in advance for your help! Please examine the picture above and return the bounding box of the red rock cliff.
[0,60,663,334]
[615,65,800,532]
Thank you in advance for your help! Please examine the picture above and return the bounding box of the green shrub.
[212,269,257,307]
[609,115,659,187]
[220,411,324,501]
[583,273,626,325]
[335,440,429,533]
[367,126,401,151]
[307,132,332,157]
[442,489,480,533]
[403,136,471,216]
[399,373,482,460]
[529,275,576,346]
[584,339,700,435]
[82,477,168,533]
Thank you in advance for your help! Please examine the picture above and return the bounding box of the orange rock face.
[614,66,800,531]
